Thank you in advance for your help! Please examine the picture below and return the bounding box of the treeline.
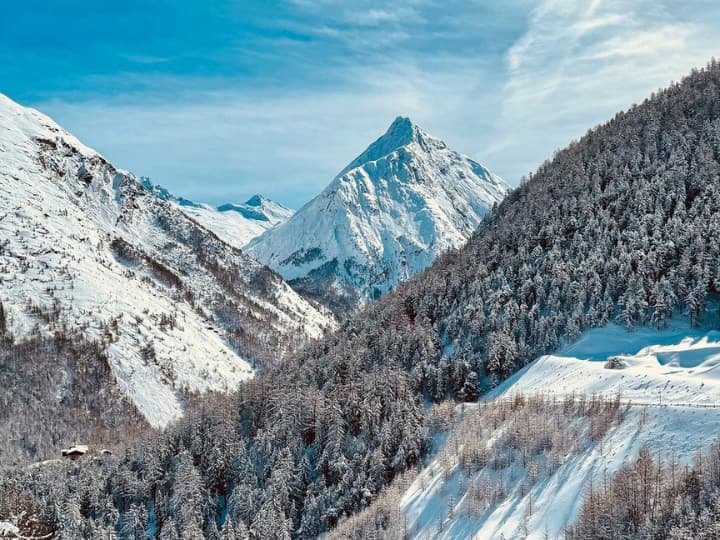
[567,440,720,539]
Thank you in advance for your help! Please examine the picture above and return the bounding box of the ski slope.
[402,321,720,539]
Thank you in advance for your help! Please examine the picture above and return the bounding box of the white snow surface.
[403,321,720,539]
[141,180,294,249]
[246,117,509,304]
[0,93,333,428]
[0,521,20,537]
[179,197,293,249]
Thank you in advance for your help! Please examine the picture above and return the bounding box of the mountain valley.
[0,94,333,432]
[3,58,720,540]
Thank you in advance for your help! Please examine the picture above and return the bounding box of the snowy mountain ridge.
[0,93,333,427]
[218,194,293,224]
[246,116,509,313]
[140,178,294,248]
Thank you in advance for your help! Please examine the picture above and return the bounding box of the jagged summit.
[245,194,267,207]
[340,116,442,175]
[246,118,509,314]
[377,116,420,148]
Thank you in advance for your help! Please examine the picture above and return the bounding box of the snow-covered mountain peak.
[137,177,294,247]
[372,116,426,148]
[245,193,268,207]
[217,195,292,224]
[246,118,510,313]
[340,116,440,175]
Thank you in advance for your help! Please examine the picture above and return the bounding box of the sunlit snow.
[403,321,720,539]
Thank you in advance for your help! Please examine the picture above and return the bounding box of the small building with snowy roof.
[61,444,89,460]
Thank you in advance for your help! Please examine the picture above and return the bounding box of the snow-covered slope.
[141,178,294,248]
[218,194,294,224]
[491,322,720,406]
[184,198,292,249]
[401,321,720,539]
[245,117,509,313]
[0,93,333,427]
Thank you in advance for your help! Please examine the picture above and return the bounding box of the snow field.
[402,322,720,539]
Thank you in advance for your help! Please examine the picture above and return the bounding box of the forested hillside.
[0,332,147,467]
[0,367,427,538]
[567,440,720,539]
[333,321,720,538]
[297,59,720,402]
[3,61,720,539]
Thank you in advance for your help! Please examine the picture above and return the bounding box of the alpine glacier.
[0,93,333,427]
[245,116,509,313]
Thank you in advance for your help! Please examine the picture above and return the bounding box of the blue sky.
[2,1,719,208]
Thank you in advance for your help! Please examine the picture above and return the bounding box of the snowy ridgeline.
[329,322,720,540]
[180,197,293,250]
[0,93,333,429]
[140,178,295,249]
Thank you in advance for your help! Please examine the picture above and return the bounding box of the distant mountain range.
[140,179,294,248]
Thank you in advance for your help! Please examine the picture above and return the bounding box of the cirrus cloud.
[5,0,719,207]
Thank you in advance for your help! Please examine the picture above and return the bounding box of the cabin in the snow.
[61,444,89,460]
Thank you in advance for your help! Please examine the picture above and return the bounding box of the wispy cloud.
[28,1,523,206]
[39,58,497,206]
[13,0,720,207]
[483,0,720,181]
[582,24,695,60]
